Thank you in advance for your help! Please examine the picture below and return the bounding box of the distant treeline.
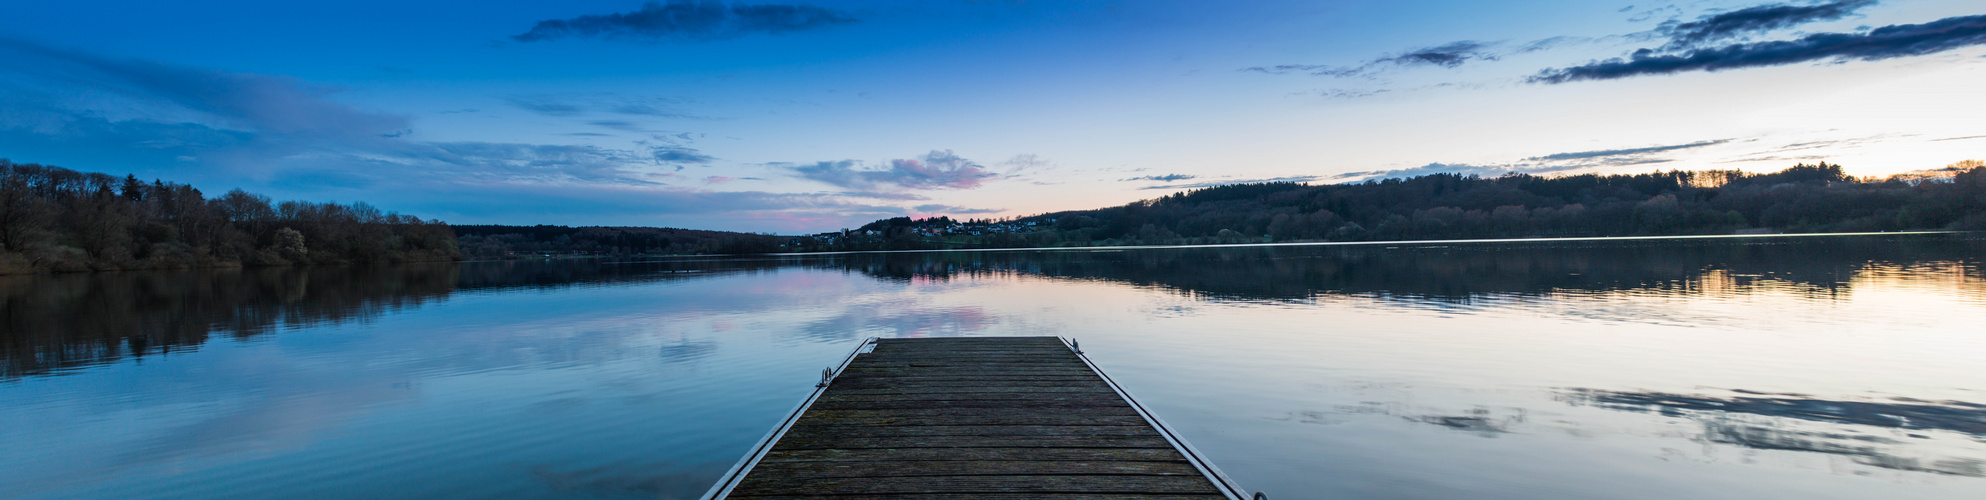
[0,159,458,274]
[453,224,783,258]
[791,162,1986,251]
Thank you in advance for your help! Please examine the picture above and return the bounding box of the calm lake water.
[4,234,1985,499]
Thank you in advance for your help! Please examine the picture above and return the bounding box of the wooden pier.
[702,336,1252,499]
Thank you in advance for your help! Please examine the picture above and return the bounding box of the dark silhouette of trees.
[0,159,458,274]
[452,224,783,258]
[799,162,1986,251]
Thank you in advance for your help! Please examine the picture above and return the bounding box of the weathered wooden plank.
[841,367,1097,374]
[729,475,1224,495]
[744,460,1204,478]
[780,425,1160,439]
[730,495,1224,500]
[721,337,1229,498]
[785,415,1153,427]
[828,383,1107,390]
[863,347,1074,353]
[801,407,1143,420]
[851,362,1090,368]
[828,386,1117,395]
[868,345,1073,351]
[874,338,1064,343]
[808,400,1132,411]
[866,346,1074,351]
[864,351,1069,355]
[767,435,1175,450]
[760,447,1192,462]
[828,383,1108,391]
[818,392,1130,403]
[864,353,1074,357]
[839,370,1096,377]
[830,377,1106,384]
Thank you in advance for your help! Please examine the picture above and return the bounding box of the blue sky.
[2,0,1982,233]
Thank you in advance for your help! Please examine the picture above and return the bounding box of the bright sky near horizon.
[2,0,1982,233]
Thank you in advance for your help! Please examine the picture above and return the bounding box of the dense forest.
[789,162,1986,251]
[0,159,458,274]
[10,158,1983,267]
[452,224,783,258]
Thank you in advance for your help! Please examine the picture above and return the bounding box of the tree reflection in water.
[6,233,1981,378]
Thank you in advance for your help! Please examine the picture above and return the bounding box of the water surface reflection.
[3,234,1983,499]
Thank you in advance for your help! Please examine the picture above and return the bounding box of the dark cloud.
[1248,2,1963,86]
[1630,5,1685,23]
[1240,63,1334,76]
[1658,0,1877,51]
[653,131,701,143]
[505,95,585,116]
[589,120,647,132]
[1534,13,1986,83]
[411,142,661,185]
[1244,41,1497,77]
[648,145,714,165]
[790,150,996,191]
[1379,41,1498,68]
[0,39,918,232]
[1515,36,1588,53]
[607,98,696,117]
[0,39,730,189]
[511,0,858,43]
[1122,174,1196,182]
[1524,139,1728,161]
[0,37,405,140]
[507,95,697,118]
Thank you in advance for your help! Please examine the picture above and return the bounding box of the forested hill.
[452,224,783,258]
[1,159,457,274]
[790,162,1986,251]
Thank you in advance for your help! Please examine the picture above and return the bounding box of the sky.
[1,0,1982,233]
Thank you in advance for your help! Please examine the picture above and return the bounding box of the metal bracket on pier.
[816,367,834,387]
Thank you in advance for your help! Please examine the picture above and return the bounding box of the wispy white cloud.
[1138,175,1326,190]
[790,150,999,191]
[1334,139,1731,182]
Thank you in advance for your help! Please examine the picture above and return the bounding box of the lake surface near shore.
[4,234,1985,499]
